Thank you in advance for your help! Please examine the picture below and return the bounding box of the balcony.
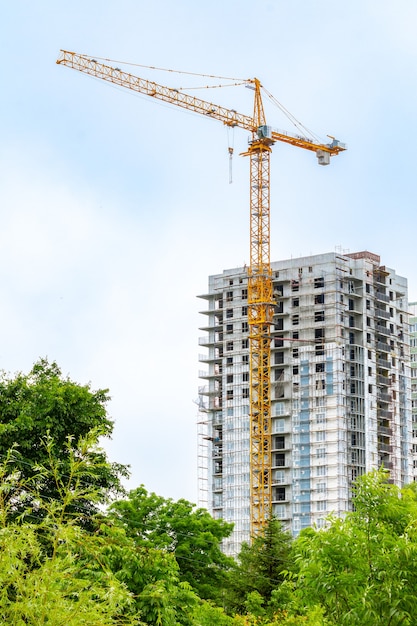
[377,356,391,370]
[375,308,390,320]
[377,391,391,403]
[378,425,392,436]
[379,460,393,470]
[376,291,390,303]
[378,443,393,454]
[377,341,390,353]
[375,324,390,337]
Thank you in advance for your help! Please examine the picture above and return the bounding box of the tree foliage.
[108,485,234,601]
[3,360,417,624]
[0,433,135,625]
[224,516,292,617]
[291,469,417,625]
[0,358,128,521]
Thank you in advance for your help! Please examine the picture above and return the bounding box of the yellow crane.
[56,50,346,537]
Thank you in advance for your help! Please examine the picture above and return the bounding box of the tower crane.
[56,50,346,538]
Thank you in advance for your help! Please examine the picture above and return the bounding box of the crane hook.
[228,146,234,184]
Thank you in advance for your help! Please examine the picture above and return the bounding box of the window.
[274,403,286,417]
[227,389,233,400]
[315,328,325,340]
[226,324,233,334]
[275,352,284,364]
[315,310,325,322]
[293,348,299,359]
[275,435,285,450]
[292,331,299,340]
[275,368,284,381]
[291,280,299,292]
[317,500,327,512]
[274,470,285,484]
[314,277,324,288]
[226,291,233,302]
[226,308,233,318]
[316,413,325,424]
[226,356,233,365]
[242,354,249,364]
[242,338,248,349]
[242,306,248,316]
[316,447,326,459]
[275,453,286,467]
[315,379,325,391]
[243,388,249,399]
[242,321,249,333]
[316,431,325,442]
[229,279,234,286]
[293,366,299,375]
[275,487,286,501]
[314,293,324,304]
[315,362,325,373]
[227,374,233,384]
[316,465,327,476]
[292,314,300,326]
[243,371,249,382]
[242,288,248,299]
[226,341,233,351]
[316,482,326,493]
[292,298,299,307]
[315,345,325,356]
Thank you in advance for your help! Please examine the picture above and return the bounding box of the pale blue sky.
[1,1,416,502]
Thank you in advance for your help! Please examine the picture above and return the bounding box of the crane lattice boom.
[56,49,346,538]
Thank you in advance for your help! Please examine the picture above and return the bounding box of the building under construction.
[198,250,411,555]
[409,301,417,481]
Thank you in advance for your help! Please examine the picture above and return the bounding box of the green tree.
[292,469,417,625]
[100,520,201,626]
[108,485,234,601]
[225,516,292,615]
[0,358,128,522]
[0,433,136,625]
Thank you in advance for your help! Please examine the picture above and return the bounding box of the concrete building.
[409,302,417,480]
[198,251,411,555]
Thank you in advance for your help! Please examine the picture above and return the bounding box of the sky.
[1,1,417,504]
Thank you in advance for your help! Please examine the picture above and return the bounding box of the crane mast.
[57,50,346,538]
[246,80,275,533]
